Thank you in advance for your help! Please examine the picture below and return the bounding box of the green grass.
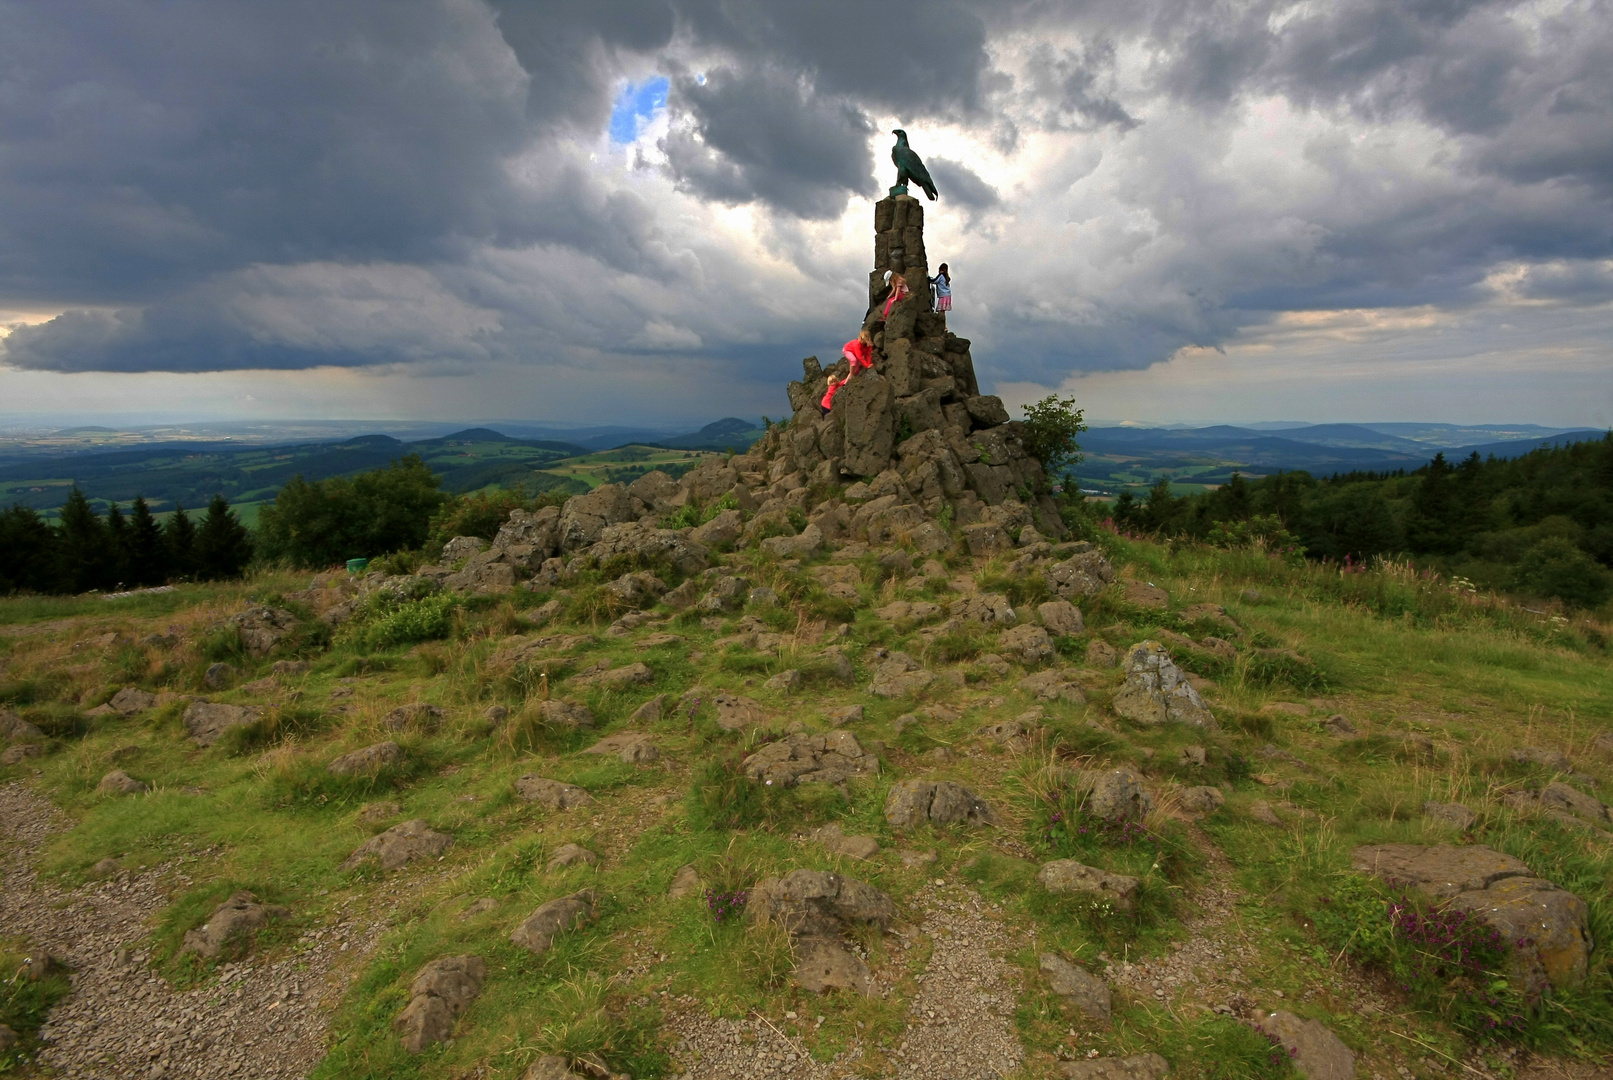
[1,529,1611,1078]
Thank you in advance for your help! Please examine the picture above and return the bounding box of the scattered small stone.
[96,770,149,795]
[547,843,600,870]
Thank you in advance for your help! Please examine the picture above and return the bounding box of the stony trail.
[0,781,380,1080]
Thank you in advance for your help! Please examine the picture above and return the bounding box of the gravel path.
[666,882,1025,1080]
[0,781,378,1080]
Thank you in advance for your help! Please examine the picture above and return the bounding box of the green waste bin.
[346,558,369,574]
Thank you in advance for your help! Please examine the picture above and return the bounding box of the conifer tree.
[56,487,108,593]
[165,503,197,581]
[105,502,131,590]
[0,504,56,594]
[127,495,167,586]
[195,494,253,581]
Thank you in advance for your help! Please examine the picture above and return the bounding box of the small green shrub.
[338,589,459,651]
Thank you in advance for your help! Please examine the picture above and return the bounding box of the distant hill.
[1076,423,1608,496]
[651,417,768,451]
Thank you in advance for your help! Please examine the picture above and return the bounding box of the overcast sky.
[1,0,1610,428]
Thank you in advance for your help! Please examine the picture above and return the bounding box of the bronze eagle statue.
[891,129,938,200]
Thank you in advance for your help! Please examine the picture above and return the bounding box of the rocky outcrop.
[759,194,1067,539]
[1352,843,1592,993]
[229,606,299,657]
[1038,860,1142,910]
[1255,1011,1354,1080]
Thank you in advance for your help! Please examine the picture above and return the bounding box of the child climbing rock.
[863,270,910,334]
[931,263,951,312]
[842,329,874,376]
[819,371,848,415]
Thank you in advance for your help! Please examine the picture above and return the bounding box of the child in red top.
[819,372,847,414]
[842,329,874,375]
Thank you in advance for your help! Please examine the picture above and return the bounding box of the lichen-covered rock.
[885,779,1000,828]
[183,701,265,746]
[1045,551,1115,600]
[1078,767,1154,822]
[510,889,596,955]
[342,819,453,871]
[328,741,403,776]
[537,699,595,728]
[1180,786,1226,814]
[581,731,658,763]
[1,708,44,741]
[514,775,594,809]
[228,605,299,657]
[1352,843,1592,992]
[742,731,877,786]
[394,955,486,1053]
[182,891,290,959]
[1111,641,1216,728]
[747,869,894,938]
[1037,860,1141,910]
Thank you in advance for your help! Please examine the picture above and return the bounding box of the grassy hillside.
[2,532,1610,1079]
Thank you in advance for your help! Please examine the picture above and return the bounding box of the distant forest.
[1111,433,1613,607]
[0,492,253,595]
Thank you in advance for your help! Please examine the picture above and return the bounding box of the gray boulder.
[0,708,43,741]
[742,730,877,786]
[342,819,453,871]
[381,703,444,732]
[514,775,595,809]
[108,687,157,715]
[182,891,290,959]
[183,701,265,746]
[885,779,1000,828]
[228,605,299,657]
[97,769,149,795]
[394,955,486,1053]
[328,741,404,776]
[1058,1055,1168,1080]
[1038,600,1085,636]
[1037,860,1142,910]
[1111,642,1217,728]
[1040,953,1111,1024]
[1255,1011,1354,1080]
[558,484,634,551]
[1045,550,1115,600]
[510,889,597,955]
[1352,844,1591,993]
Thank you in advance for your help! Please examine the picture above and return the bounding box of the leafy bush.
[1314,875,1527,1037]
[257,454,449,569]
[338,587,459,651]
[426,488,568,554]
[1019,394,1087,489]
[1508,536,1613,609]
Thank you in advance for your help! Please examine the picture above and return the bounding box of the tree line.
[1110,433,1613,607]
[0,491,253,595]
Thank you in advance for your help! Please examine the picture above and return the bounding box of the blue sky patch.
[609,77,668,144]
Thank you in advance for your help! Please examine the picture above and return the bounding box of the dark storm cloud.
[2,0,1613,389]
[660,67,876,219]
[924,158,1002,211]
